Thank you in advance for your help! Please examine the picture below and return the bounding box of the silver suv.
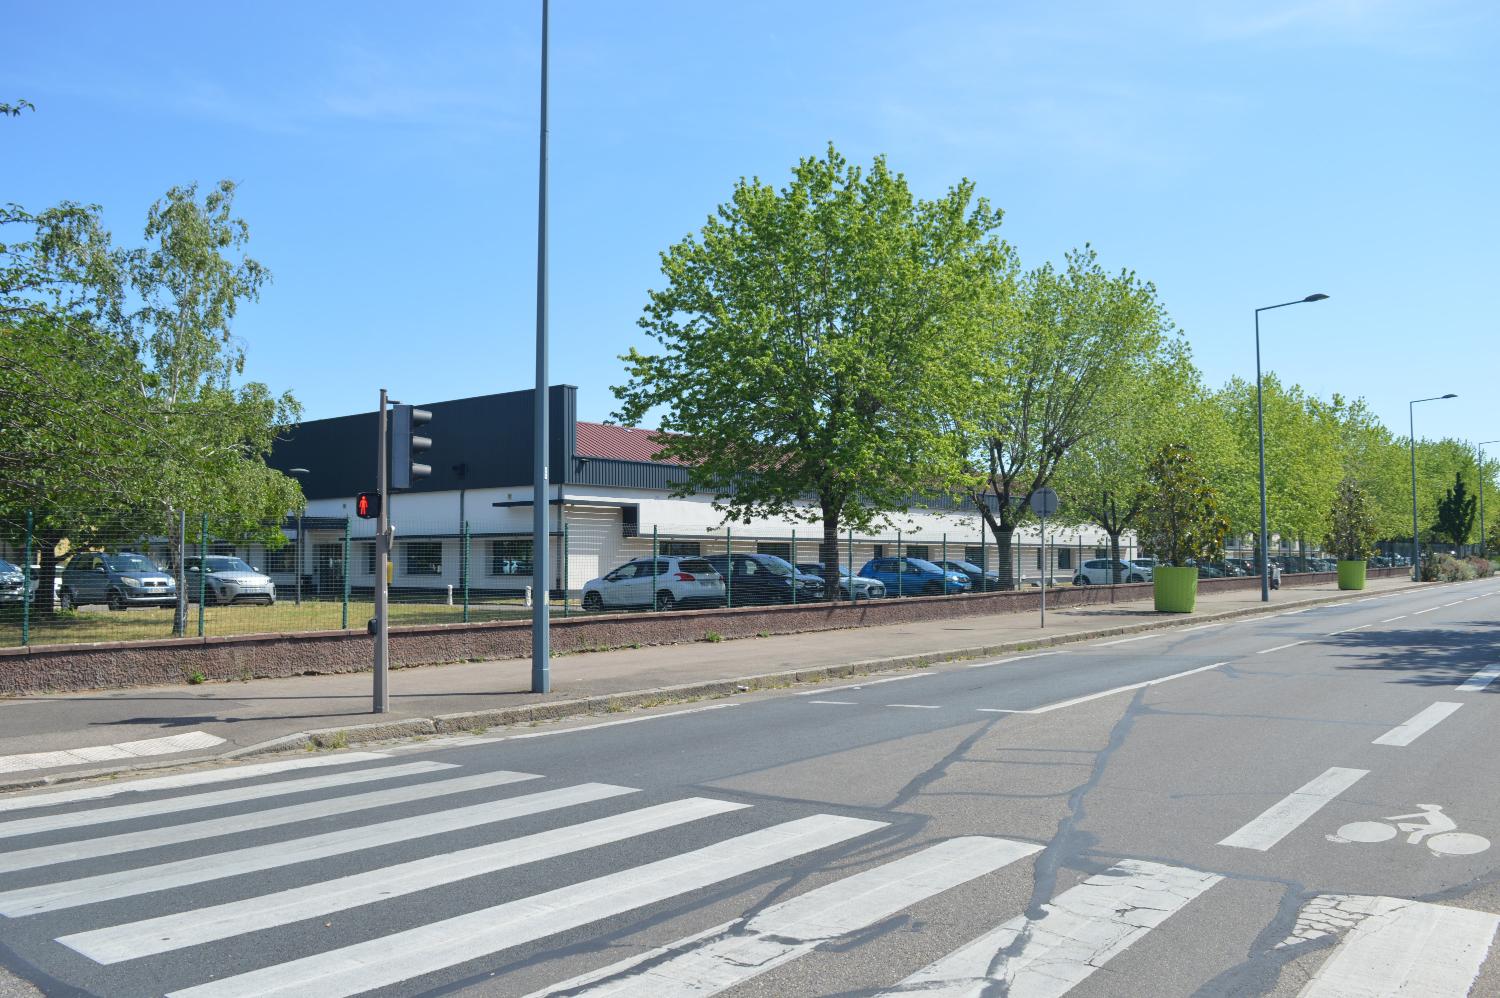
[581,556,726,611]
[1072,558,1149,585]
[59,552,177,610]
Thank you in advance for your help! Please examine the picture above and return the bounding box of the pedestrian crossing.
[0,753,1494,998]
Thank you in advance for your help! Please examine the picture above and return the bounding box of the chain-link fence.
[0,508,1418,650]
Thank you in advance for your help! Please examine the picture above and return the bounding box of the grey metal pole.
[1255,309,1271,603]
[1410,401,1419,582]
[375,388,390,713]
[530,0,551,694]
[1039,514,1047,628]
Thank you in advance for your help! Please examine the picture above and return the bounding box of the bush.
[1429,554,1478,582]
[1467,557,1493,578]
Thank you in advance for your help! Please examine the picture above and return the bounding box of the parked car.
[0,559,25,607]
[1194,562,1225,579]
[1072,559,1148,585]
[1128,558,1158,581]
[184,555,276,606]
[932,559,1001,591]
[858,557,970,596]
[798,563,886,600]
[581,556,725,611]
[1222,558,1251,577]
[58,551,177,611]
[704,553,822,605]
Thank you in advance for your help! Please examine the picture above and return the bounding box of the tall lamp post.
[1409,395,1457,581]
[288,468,310,606]
[1477,440,1499,558]
[1255,293,1328,601]
[530,0,551,695]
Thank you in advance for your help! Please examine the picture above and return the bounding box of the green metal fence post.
[791,528,797,605]
[897,528,904,597]
[21,510,32,647]
[198,513,207,637]
[652,525,659,611]
[462,520,471,623]
[562,523,570,618]
[725,527,733,608]
[942,532,948,591]
[847,527,854,605]
[341,518,350,630]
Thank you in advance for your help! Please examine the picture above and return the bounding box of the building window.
[905,545,930,561]
[404,542,443,577]
[1035,548,1043,569]
[965,546,985,566]
[361,542,376,576]
[1057,549,1072,570]
[872,544,884,558]
[662,541,701,556]
[489,539,532,576]
[757,542,791,560]
[264,545,295,573]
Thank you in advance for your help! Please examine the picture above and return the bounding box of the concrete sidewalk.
[0,576,1424,789]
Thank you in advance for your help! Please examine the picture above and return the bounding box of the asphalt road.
[0,578,1495,997]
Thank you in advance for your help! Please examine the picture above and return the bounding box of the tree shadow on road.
[1324,617,1500,688]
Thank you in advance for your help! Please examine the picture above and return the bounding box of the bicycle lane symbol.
[1328,804,1491,856]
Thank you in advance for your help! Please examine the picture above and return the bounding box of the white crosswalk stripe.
[62,797,750,963]
[878,860,1221,998]
[164,814,886,998]
[528,836,1043,997]
[0,767,538,873]
[0,781,636,916]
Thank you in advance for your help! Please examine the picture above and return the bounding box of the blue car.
[858,556,971,597]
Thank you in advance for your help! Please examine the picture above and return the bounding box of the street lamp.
[1478,440,1500,558]
[288,467,310,606]
[1409,396,1457,581]
[1255,293,1329,602]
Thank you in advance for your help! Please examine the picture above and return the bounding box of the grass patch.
[186,670,207,685]
[703,630,723,643]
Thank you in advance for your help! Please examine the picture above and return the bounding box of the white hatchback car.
[1072,558,1151,585]
[581,556,726,611]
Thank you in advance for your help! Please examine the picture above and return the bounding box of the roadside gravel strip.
[0,577,1454,794]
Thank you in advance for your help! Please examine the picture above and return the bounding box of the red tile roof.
[574,422,686,465]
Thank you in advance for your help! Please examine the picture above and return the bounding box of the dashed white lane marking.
[1094,633,1162,647]
[527,836,1043,998]
[807,700,857,705]
[1381,615,1408,623]
[887,704,942,710]
[1219,767,1368,851]
[794,673,933,696]
[978,662,1228,715]
[1179,622,1225,632]
[0,753,390,814]
[1296,896,1500,998]
[62,798,750,964]
[0,782,637,917]
[1257,640,1309,654]
[164,814,886,998]
[1458,665,1500,692]
[0,762,453,840]
[1411,606,1438,615]
[967,651,1061,669]
[1372,702,1464,746]
[0,731,226,775]
[0,769,539,875]
[509,703,737,739]
[1325,624,1371,636]
[880,860,1221,998]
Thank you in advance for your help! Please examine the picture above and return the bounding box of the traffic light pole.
[374,388,390,713]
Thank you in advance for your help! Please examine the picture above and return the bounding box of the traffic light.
[355,491,381,519]
[391,404,432,490]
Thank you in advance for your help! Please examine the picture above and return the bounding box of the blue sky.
[5,0,1496,444]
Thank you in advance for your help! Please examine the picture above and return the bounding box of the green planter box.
[1337,559,1367,591]
[1153,566,1198,613]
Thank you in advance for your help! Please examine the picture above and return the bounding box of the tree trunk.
[819,503,842,603]
[171,510,187,637]
[1109,530,1123,583]
[994,526,1016,590]
[33,532,63,616]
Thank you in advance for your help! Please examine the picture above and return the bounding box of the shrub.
[1135,441,1229,566]
[1466,557,1493,578]
[1325,478,1377,561]
[1430,554,1478,582]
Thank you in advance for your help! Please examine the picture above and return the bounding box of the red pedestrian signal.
[356,491,381,519]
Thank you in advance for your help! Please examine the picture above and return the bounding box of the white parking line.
[980,662,1228,716]
[1372,702,1463,746]
[1457,665,1500,692]
[1094,633,1162,647]
[1257,641,1308,655]
[1218,767,1367,851]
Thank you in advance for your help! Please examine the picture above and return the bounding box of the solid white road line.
[879,860,1221,998]
[1257,641,1308,655]
[794,673,934,695]
[0,782,634,916]
[165,814,886,998]
[997,661,1229,716]
[1178,622,1226,632]
[1094,633,1162,647]
[63,797,750,963]
[529,836,1043,998]
[0,768,538,874]
[1381,615,1408,623]
[509,703,738,739]
[0,753,391,814]
[1458,664,1500,692]
[0,731,225,775]
[967,651,1061,669]
[1372,702,1463,746]
[1218,767,1367,851]
[0,761,455,840]
[886,704,941,710]
[1298,896,1500,998]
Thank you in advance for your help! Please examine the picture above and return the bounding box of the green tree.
[614,146,1008,597]
[1432,471,1476,547]
[1136,441,1230,566]
[1324,477,1378,561]
[965,246,1173,588]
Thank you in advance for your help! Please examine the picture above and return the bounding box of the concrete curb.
[0,579,1435,791]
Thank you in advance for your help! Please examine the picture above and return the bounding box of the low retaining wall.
[0,567,1409,695]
